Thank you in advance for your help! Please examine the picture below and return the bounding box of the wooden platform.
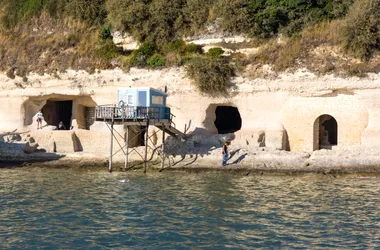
[95,105,171,125]
[95,104,188,172]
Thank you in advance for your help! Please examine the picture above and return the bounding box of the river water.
[0,168,379,249]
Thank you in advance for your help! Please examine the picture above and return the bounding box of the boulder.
[3,134,22,142]
[23,137,39,154]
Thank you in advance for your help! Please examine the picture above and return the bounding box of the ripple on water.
[0,169,379,249]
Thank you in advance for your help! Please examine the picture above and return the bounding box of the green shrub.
[147,54,165,68]
[20,0,44,20]
[184,43,202,54]
[185,56,235,96]
[99,24,112,40]
[107,0,184,45]
[342,0,380,60]
[162,40,187,54]
[65,0,107,25]
[138,43,157,57]
[215,0,354,38]
[206,47,224,58]
[162,40,202,57]
[44,0,65,18]
[129,42,157,66]
[96,39,122,60]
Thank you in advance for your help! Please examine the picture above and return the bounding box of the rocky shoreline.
[1,131,380,176]
[2,146,380,176]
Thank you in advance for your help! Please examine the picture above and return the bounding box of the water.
[0,168,379,249]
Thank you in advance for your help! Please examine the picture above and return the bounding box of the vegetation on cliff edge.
[0,0,379,96]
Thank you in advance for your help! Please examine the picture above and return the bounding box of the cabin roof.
[118,87,167,96]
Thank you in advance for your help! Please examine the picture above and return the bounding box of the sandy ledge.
[2,151,380,177]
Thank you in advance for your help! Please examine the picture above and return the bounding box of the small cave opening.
[42,100,73,130]
[214,106,242,134]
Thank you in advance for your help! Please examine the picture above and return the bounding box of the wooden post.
[161,125,165,169]
[109,108,115,172]
[121,102,125,122]
[144,119,150,174]
[124,126,129,169]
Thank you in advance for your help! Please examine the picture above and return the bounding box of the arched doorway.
[313,115,338,150]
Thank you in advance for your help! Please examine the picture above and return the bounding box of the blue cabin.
[117,87,170,120]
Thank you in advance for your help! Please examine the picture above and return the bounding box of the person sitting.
[57,121,66,130]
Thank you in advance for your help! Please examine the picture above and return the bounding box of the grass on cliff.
[1,0,380,90]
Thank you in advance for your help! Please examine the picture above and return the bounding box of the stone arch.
[313,114,338,150]
[280,95,368,151]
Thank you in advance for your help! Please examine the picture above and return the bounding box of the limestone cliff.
[1,64,380,155]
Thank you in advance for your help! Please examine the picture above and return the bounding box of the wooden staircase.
[155,124,186,139]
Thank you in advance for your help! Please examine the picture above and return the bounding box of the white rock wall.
[1,68,380,153]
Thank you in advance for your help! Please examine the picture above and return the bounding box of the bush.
[206,47,224,58]
[185,56,235,96]
[162,40,202,56]
[65,0,107,26]
[147,54,165,68]
[20,0,44,20]
[107,0,184,45]
[184,43,203,54]
[129,42,157,67]
[342,0,380,60]
[162,40,187,54]
[96,39,122,60]
[215,0,354,38]
[99,24,112,40]
[6,67,16,79]
[165,52,182,66]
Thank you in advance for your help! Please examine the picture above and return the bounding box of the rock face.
[23,137,39,154]
[0,67,380,159]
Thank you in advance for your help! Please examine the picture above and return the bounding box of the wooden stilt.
[161,125,165,169]
[109,116,114,173]
[124,126,129,169]
[144,119,150,173]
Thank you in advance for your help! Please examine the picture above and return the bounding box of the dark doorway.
[125,126,146,147]
[322,118,337,145]
[215,106,242,134]
[313,114,338,150]
[42,100,73,129]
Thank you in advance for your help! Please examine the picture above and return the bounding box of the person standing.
[222,142,229,166]
[36,110,43,129]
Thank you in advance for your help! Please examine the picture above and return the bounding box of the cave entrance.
[42,100,73,129]
[313,114,338,150]
[215,106,242,134]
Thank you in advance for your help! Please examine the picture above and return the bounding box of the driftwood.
[0,129,30,137]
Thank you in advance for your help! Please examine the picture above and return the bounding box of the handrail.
[95,105,171,121]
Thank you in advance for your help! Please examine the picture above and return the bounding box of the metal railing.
[95,104,171,120]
